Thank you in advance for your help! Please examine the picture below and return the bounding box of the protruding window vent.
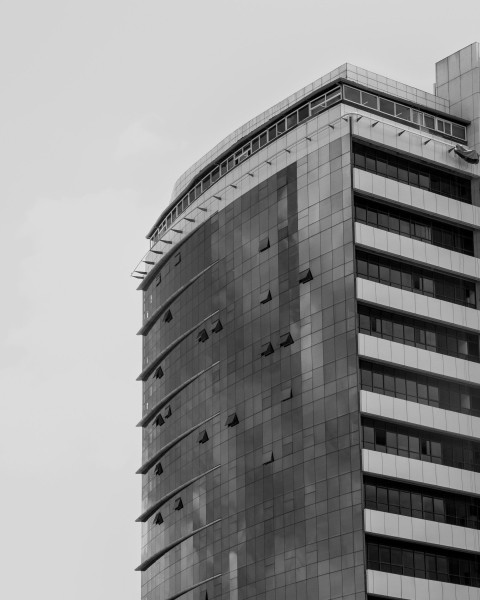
[259,236,270,252]
[155,414,165,427]
[174,253,181,265]
[164,309,173,323]
[197,328,209,343]
[154,462,163,476]
[164,406,172,419]
[260,289,272,304]
[299,268,313,284]
[174,498,183,510]
[211,319,223,333]
[225,412,239,427]
[200,591,208,600]
[281,387,293,401]
[154,366,164,379]
[155,274,161,287]
[260,342,274,357]
[263,452,274,465]
[279,332,294,347]
[153,512,163,525]
[197,430,209,444]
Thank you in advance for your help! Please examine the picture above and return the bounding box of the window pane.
[379,98,395,115]
[344,86,361,103]
[361,91,378,109]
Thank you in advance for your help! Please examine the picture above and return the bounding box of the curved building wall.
[138,114,364,600]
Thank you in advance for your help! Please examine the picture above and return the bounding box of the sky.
[1,1,479,599]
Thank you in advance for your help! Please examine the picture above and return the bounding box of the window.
[225,413,239,427]
[353,143,471,204]
[259,236,270,252]
[155,414,165,427]
[356,250,476,308]
[343,84,467,141]
[211,319,223,333]
[299,268,313,283]
[367,537,480,587]
[197,430,209,443]
[260,289,272,304]
[358,305,480,362]
[197,329,209,343]
[364,476,480,530]
[362,417,480,473]
[279,332,294,347]
[260,342,274,356]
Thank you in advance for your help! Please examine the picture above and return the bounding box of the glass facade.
[136,45,480,600]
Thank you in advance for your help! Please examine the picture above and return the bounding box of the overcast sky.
[1,1,479,599]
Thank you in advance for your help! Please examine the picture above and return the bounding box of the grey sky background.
[1,1,479,599]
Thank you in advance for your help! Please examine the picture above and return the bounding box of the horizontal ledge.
[136,413,219,475]
[136,465,221,522]
[138,262,217,336]
[135,519,221,571]
[137,362,219,428]
[136,311,219,381]
[162,573,222,600]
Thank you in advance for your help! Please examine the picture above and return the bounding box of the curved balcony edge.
[136,465,221,522]
[135,519,221,572]
[137,362,220,428]
[138,262,218,336]
[136,413,219,475]
[137,311,219,381]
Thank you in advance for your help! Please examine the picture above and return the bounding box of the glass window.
[310,97,326,115]
[379,98,395,115]
[325,88,341,105]
[361,91,378,109]
[452,123,466,140]
[395,103,410,120]
[298,105,309,122]
[344,85,361,103]
[411,110,423,125]
[424,114,435,129]
[286,113,297,129]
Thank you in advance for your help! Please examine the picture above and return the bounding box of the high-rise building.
[133,43,480,600]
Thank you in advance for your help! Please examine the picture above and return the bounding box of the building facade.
[134,43,480,600]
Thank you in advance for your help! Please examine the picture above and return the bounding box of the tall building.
[133,44,480,600]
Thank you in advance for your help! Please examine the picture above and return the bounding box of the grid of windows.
[353,142,471,204]
[360,360,480,418]
[344,84,467,141]
[364,477,480,530]
[354,196,474,256]
[356,251,476,307]
[358,304,480,362]
[149,86,342,246]
[362,418,480,473]
[367,537,480,586]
